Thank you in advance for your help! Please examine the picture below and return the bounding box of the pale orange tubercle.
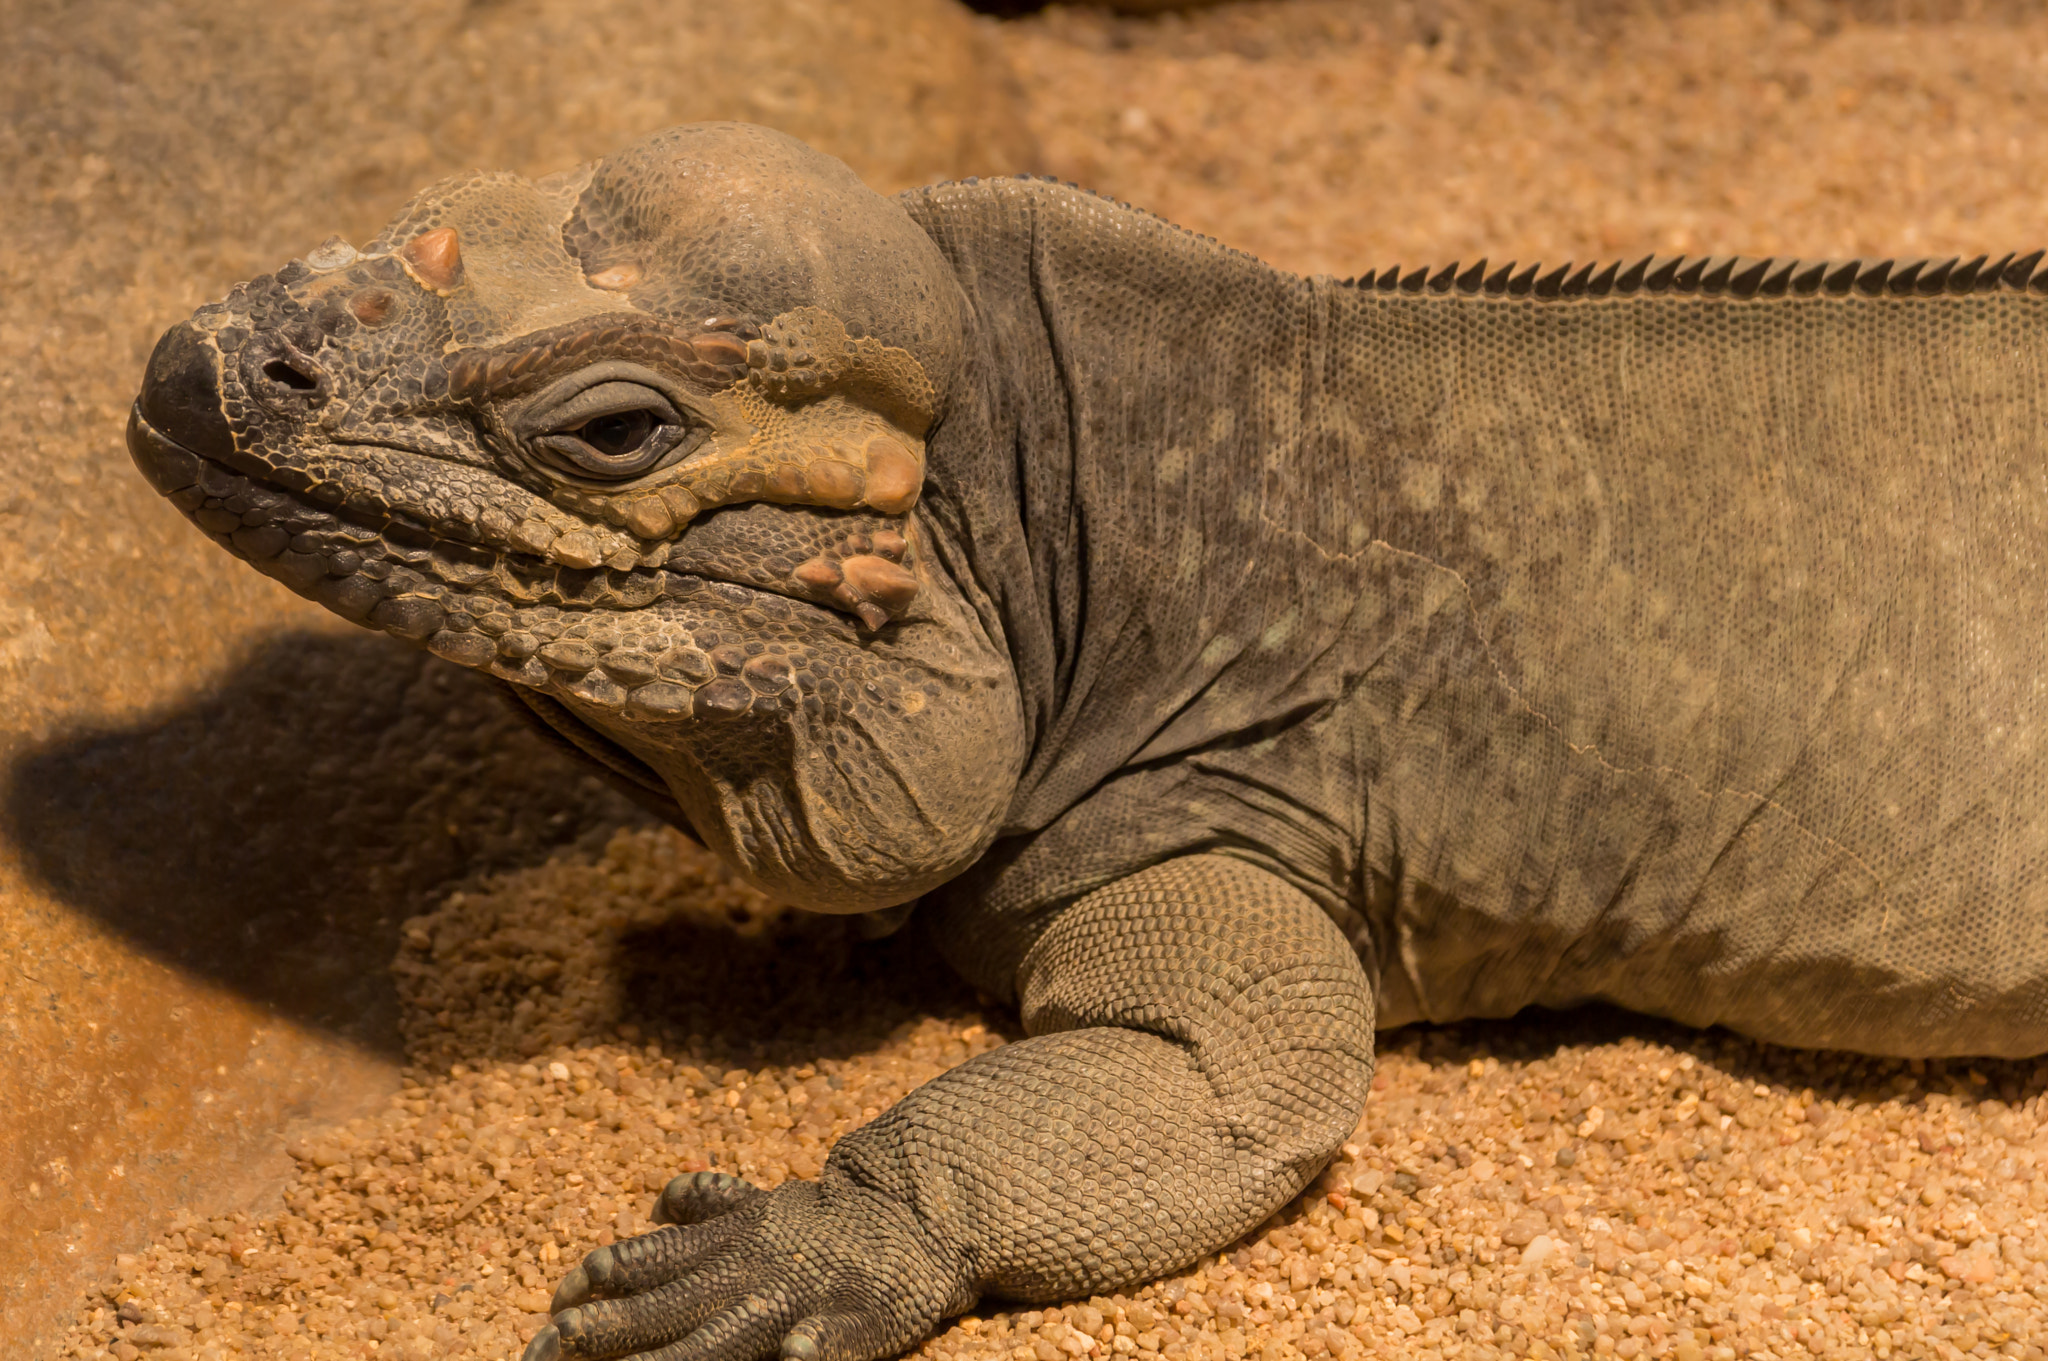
[400,227,464,292]
[652,428,925,528]
[586,264,642,291]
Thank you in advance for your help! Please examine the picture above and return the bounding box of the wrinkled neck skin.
[563,503,1025,912]
[898,178,1350,865]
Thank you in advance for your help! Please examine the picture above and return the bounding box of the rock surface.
[1005,0,2048,276]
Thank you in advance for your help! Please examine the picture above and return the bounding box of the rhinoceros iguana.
[127,121,2048,1361]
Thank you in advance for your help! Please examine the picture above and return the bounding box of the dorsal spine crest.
[1334,250,2048,301]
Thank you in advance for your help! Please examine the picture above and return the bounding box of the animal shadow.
[619,911,993,1068]
[4,630,649,1057]
[1390,1003,2048,1113]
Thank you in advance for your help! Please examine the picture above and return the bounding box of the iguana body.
[128,123,2048,1361]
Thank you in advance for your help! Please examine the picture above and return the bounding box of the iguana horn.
[400,227,464,293]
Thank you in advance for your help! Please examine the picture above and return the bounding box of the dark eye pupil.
[582,410,654,458]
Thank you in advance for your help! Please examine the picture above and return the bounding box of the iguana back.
[909,178,2048,1057]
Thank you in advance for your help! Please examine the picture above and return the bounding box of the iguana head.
[128,123,1024,912]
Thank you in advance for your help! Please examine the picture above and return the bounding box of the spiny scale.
[1339,250,2048,300]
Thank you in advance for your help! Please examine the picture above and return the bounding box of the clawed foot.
[521,1170,970,1361]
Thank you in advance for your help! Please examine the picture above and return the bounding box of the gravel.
[51,3,2048,1360]
[54,829,1008,1361]
[52,828,2048,1361]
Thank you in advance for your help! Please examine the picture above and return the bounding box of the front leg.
[526,853,1377,1361]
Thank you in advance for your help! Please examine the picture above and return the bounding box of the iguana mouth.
[128,398,864,723]
[130,402,673,605]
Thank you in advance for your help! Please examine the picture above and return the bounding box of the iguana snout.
[131,320,234,477]
[128,122,1023,912]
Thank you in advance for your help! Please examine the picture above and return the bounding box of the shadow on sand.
[4,630,651,1058]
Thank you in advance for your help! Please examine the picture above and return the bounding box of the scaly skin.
[130,122,2048,1361]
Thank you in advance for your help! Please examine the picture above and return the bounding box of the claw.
[653,1175,691,1223]
[521,1324,562,1361]
[549,1262,592,1313]
[655,1169,763,1224]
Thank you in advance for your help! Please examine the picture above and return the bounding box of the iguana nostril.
[261,357,321,392]
[242,332,331,408]
[134,320,232,460]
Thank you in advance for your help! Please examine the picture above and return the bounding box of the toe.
[521,1324,562,1361]
[551,1219,748,1319]
[655,1171,765,1225]
[779,1311,898,1361]
[632,1293,800,1361]
[550,1276,743,1361]
[551,1262,594,1313]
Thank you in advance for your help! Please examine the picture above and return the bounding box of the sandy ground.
[51,828,2048,1361]
[47,3,2048,1360]
[1004,0,2048,277]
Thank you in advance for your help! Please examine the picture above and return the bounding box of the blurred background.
[5,0,2045,1348]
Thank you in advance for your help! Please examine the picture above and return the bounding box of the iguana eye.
[577,410,656,459]
[525,380,699,481]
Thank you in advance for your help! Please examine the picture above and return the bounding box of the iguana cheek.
[600,425,925,542]
[600,430,910,542]
[793,546,920,632]
[661,505,925,631]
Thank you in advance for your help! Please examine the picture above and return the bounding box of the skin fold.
[130,122,2048,1361]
